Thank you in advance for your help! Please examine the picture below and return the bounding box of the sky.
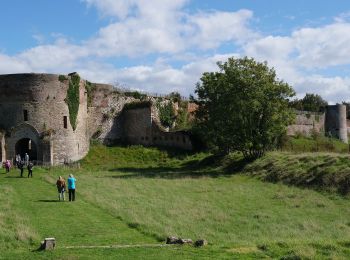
[1,0,350,103]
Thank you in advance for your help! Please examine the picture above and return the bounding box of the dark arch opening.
[15,138,37,161]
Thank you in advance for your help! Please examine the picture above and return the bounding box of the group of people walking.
[3,153,33,178]
[56,174,77,202]
[3,154,77,202]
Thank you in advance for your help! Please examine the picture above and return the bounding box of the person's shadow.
[36,200,61,203]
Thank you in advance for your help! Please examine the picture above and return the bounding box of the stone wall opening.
[15,138,37,161]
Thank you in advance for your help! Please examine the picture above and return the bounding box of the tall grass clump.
[281,135,348,153]
[245,152,350,195]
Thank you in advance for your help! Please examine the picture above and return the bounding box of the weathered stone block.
[166,236,193,245]
[40,237,56,250]
[194,239,208,247]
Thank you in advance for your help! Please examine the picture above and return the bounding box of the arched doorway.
[15,138,37,161]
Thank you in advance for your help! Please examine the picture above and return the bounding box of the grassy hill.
[1,144,350,259]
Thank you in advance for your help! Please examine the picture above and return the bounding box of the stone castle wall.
[0,73,90,165]
[287,105,349,143]
[7,73,349,165]
[0,73,195,165]
[287,111,325,136]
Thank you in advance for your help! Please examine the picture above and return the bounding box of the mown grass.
[0,184,38,250]
[1,144,350,259]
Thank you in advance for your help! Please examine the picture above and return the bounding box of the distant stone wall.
[287,106,348,144]
[287,111,325,136]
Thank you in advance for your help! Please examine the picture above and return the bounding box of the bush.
[58,75,67,82]
[124,91,147,100]
[124,101,152,110]
[156,100,175,128]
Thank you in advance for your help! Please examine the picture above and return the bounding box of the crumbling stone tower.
[325,104,348,143]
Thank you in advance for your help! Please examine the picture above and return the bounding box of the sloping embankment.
[244,152,350,195]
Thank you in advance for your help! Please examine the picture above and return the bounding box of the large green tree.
[290,93,328,112]
[193,57,295,158]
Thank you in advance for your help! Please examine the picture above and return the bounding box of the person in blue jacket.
[67,174,77,201]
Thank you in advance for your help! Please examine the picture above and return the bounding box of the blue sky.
[1,0,350,102]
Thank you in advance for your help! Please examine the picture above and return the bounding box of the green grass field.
[1,144,350,259]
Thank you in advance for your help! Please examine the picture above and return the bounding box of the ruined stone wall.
[86,84,135,144]
[123,106,192,150]
[0,73,90,164]
[287,111,325,136]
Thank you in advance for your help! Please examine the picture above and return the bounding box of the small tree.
[193,57,295,158]
[156,100,176,128]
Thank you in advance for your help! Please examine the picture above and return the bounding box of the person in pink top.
[5,160,11,173]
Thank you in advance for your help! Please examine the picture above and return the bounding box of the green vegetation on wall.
[58,75,67,82]
[65,74,80,131]
[175,101,191,130]
[124,91,147,100]
[85,81,96,107]
[156,100,175,128]
[124,100,152,110]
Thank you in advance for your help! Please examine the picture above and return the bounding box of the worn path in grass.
[1,170,156,247]
[0,169,236,259]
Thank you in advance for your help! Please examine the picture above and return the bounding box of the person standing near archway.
[18,160,24,177]
[5,160,11,173]
[27,162,33,178]
[25,153,29,166]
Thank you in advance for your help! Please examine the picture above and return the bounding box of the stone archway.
[15,138,38,161]
[6,123,42,163]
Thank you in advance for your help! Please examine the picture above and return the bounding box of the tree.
[290,93,328,112]
[168,92,182,103]
[193,57,295,158]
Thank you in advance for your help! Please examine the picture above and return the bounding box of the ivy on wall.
[85,80,96,107]
[65,74,80,131]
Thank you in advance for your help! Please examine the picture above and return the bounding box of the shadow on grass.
[107,154,254,179]
[5,175,25,178]
[36,200,61,203]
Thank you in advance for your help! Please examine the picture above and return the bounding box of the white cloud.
[334,11,350,23]
[75,53,237,96]
[82,0,188,20]
[83,1,256,56]
[293,23,350,68]
[0,54,30,74]
[294,75,350,104]
[187,9,258,49]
